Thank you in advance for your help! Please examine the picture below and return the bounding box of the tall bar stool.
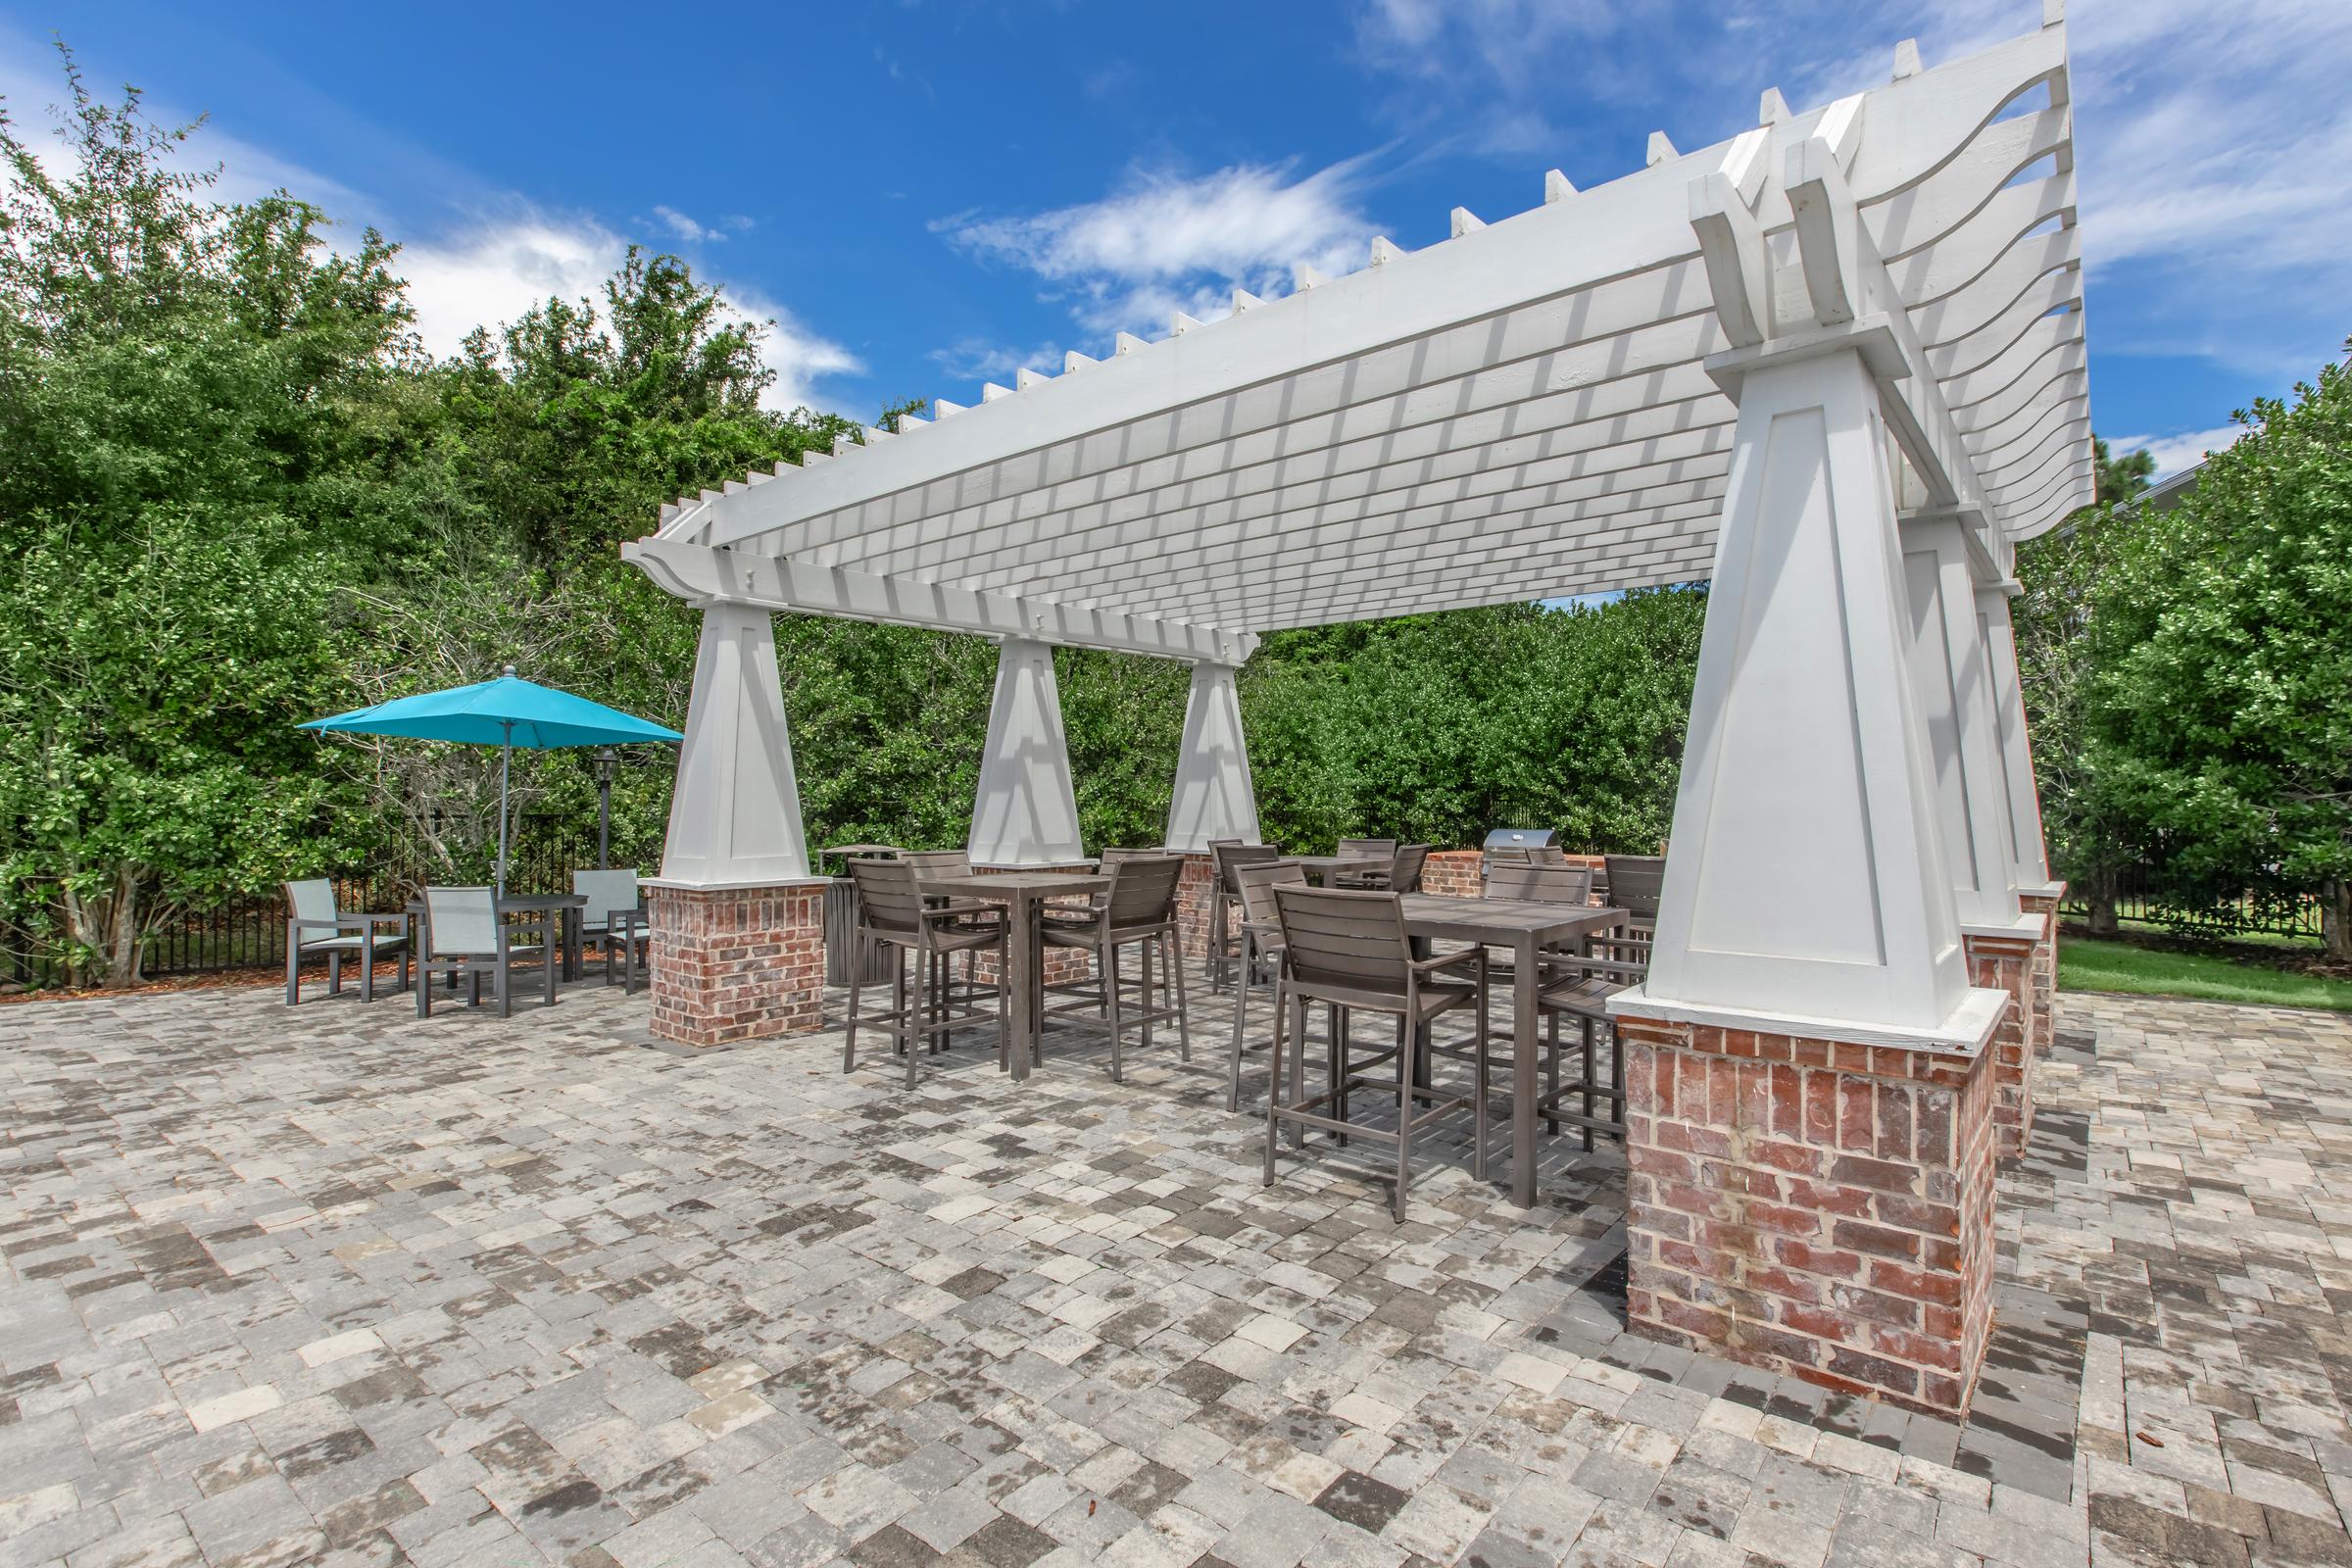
[1264,886,1487,1221]
[844,858,1007,1087]
[1042,854,1191,1081]
[1536,927,1649,1150]
[1206,841,1283,991]
[1225,858,1306,1111]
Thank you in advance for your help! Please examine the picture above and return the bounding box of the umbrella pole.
[497,721,513,897]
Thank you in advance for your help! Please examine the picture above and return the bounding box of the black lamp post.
[594,747,619,868]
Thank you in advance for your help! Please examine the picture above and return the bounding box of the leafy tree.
[2077,351,2352,956]
[0,53,410,983]
[2092,435,2155,507]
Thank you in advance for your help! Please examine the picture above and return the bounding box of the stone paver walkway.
[2,978,2348,1567]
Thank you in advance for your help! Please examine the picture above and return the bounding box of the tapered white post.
[1165,662,1259,852]
[659,604,809,885]
[1630,339,1987,1042]
[969,637,1084,866]
[1899,514,2024,929]
[1976,583,2051,886]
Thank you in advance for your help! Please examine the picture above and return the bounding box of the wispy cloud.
[652,204,724,244]
[925,336,1069,385]
[2110,422,2250,482]
[933,157,1381,348]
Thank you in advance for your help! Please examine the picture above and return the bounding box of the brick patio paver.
[2,979,2349,1566]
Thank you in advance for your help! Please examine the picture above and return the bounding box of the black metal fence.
[2061,869,2327,942]
[3,813,612,991]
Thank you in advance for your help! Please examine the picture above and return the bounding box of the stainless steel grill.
[1480,827,1560,883]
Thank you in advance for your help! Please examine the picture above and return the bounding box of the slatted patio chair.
[1536,928,1650,1150]
[1225,858,1306,1112]
[1602,855,1667,957]
[1336,837,1398,863]
[1265,886,1488,1221]
[282,878,409,1004]
[1042,853,1191,1081]
[1336,843,1432,894]
[844,858,1007,1086]
[1482,862,1594,906]
[416,886,552,1019]
[1206,841,1284,991]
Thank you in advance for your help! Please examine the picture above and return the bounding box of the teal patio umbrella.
[302,666,683,893]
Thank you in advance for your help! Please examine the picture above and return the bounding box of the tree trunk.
[2085,870,2120,936]
[105,866,144,988]
[2326,878,2352,962]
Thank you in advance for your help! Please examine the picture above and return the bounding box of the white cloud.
[926,335,1068,384]
[717,279,865,414]
[398,215,625,358]
[390,214,859,412]
[2109,423,2250,481]
[935,158,1381,343]
[653,204,723,244]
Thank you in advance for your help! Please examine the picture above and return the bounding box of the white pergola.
[627,6,2084,1050]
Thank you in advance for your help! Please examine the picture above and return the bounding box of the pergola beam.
[622,538,1255,664]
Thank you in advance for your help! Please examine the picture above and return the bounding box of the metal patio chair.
[1336,843,1432,894]
[844,858,1007,1086]
[416,886,552,1019]
[1602,855,1667,957]
[1042,853,1191,1081]
[1265,885,1488,1221]
[1336,837,1398,864]
[282,878,409,1004]
[1536,926,1650,1150]
[571,867,642,975]
[1225,858,1306,1111]
[1206,841,1283,990]
[1482,861,1594,906]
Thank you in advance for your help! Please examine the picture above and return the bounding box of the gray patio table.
[916,871,1108,1081]
[1396,894,1629,1208]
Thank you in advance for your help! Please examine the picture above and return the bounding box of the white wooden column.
[1976,583,2052,886]
[1630,339,1992,1044]
[1899,514,2024,929]
[969,637,1084,866]
[659,604,810,885]
[1165,662,1260,852]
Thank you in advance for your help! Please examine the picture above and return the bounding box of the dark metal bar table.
[1288,855,1387,886]
[916,872,1108,1080]
[1396,895,1628,1208]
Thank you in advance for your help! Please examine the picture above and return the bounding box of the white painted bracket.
[1642,341,1978,1037]
[1165,662,1260,853]
[1900,514,2023,927]
[970,638,1084,867]
[659,605,810,887]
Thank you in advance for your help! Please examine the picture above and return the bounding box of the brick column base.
[2019,886,2062,1060]
[1615,1010,1998,1418]
[647,879,827,1047]
[1964,926,2040,1161]
[1174,854,1216,961]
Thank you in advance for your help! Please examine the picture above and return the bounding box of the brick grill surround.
[648,879,827,1047]
[1614,1011,1998,1418]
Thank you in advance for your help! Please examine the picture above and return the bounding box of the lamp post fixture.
[594,747,618,868]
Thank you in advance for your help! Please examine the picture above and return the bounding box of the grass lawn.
[2060,935,2352,1012]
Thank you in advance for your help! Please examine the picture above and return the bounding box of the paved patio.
[2,976,2349,1568]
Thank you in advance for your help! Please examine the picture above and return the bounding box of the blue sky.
[4,0,2347,478]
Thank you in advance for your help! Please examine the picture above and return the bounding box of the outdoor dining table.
[915,871,1109,1081]
[1396,894,1630,1208]
[406,891,589,984]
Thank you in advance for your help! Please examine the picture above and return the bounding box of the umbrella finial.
[502,664,517,679]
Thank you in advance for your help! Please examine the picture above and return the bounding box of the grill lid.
[1481,827,1559,851]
